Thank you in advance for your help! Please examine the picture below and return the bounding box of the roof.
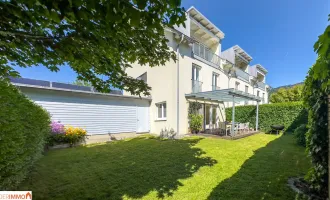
[187,6,225,39]
[233,45,253,62]
[11,77,152,101]
[185,88,262,102]
[255,64,268,74]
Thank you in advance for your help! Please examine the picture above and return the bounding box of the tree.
[269,84,303,103]
[303,15,330,198]
[72,79,92,87]
[0,0,186,96]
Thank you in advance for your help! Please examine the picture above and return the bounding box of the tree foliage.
[270,84,303,103]
[0,0,186,96]
[303,15,330,197]
[72,79,92,87]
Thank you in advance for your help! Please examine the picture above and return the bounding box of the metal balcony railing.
[212,85,221,91]
[192,80,203,93]
[257,82,266,90]
[234,67,250,82]
[193,43,221,66]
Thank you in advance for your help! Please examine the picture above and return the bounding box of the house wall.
[125,9,270,135]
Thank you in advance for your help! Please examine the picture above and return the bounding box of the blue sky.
[16,0,329,88]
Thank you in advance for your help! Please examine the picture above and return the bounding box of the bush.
[47,122,87,146]
[160,128,176,139]
[225,102,307,133]
[189,114,203,133]
[294,124,308,147]
[0,79,50,190]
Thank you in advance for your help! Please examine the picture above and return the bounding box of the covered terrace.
[186,88,262,136]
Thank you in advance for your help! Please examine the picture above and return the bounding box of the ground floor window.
[156,102,166,120]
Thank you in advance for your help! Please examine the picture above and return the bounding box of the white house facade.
[124,7,270,135]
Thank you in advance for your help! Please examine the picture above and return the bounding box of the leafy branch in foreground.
[303,14,330,198]
[0,0,186,95]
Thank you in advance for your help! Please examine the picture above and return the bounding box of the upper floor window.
[156,102,166,120]
[245,85,249,105]
[235,81,240,90]
[262,93,265,103]
[212,73,218,86]
[257,91,260,97]
[192,64,200,81]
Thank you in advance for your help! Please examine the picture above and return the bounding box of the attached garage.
[12,79,151,135]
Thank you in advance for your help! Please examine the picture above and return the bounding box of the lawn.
[20,133,310,200]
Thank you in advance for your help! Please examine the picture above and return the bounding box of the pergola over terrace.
[185,88,262,135]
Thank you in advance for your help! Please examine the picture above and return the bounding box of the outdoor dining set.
[214,121,252,136]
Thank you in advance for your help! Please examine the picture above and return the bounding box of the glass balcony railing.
[257,82,266,90]
[192,80,203,93]
[212,85,221,91]
[193,43,221,66]
[234,67,250,82]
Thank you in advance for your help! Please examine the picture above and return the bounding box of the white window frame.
[192,64,201,81]
[245,85,249,105]
[156,102,167,120]
[212,73,218,87]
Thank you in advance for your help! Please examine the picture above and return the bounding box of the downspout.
[176,34,184,136]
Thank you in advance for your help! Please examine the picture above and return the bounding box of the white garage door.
[24,89,150,135]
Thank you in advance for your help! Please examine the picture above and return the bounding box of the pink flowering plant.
[50,121,65,134]
[47,121,87,147]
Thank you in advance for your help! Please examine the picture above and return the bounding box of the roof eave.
[187,6,225,40]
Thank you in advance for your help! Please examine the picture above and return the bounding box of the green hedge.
[0,79,51,190]
[225,102,307,132]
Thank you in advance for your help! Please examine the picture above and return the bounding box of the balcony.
[193,42,221,67]
[234,67,250,82]
[257,82,266,90]
[212,85,221,91]
[192,80,203,93]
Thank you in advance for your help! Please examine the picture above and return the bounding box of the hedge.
[225,102,307,132]
[0,79,51,190]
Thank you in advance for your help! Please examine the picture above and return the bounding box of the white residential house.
[124,6,270,135]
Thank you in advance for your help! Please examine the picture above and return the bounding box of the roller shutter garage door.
[22,88,150,135]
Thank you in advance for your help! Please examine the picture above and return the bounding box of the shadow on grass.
[207,134,308,200]
[21,136,217,200]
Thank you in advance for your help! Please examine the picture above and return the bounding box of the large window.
[262,93,265,103]
[156,102,166,120]
[245,85,249,105]
[212,73,219,90]
[192,65,200,81]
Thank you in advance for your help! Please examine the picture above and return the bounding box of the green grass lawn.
[20,133,310,200]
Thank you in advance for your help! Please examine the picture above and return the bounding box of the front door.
[136,106,149,133]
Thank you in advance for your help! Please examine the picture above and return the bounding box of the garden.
[18,134,309,200]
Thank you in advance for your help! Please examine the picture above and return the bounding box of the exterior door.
[136,105,149,133]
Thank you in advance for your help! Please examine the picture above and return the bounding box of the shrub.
[294,124,308,147]
[225,102,307,133]
[189,114,203,133]
[160,128,176,139]
[64,126,87,145]
[47,123,87,146]
[0,79,51,190]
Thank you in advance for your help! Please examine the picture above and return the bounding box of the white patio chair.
[238,123,245,134]
[244,122,250,132]
[219,122,229,136]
